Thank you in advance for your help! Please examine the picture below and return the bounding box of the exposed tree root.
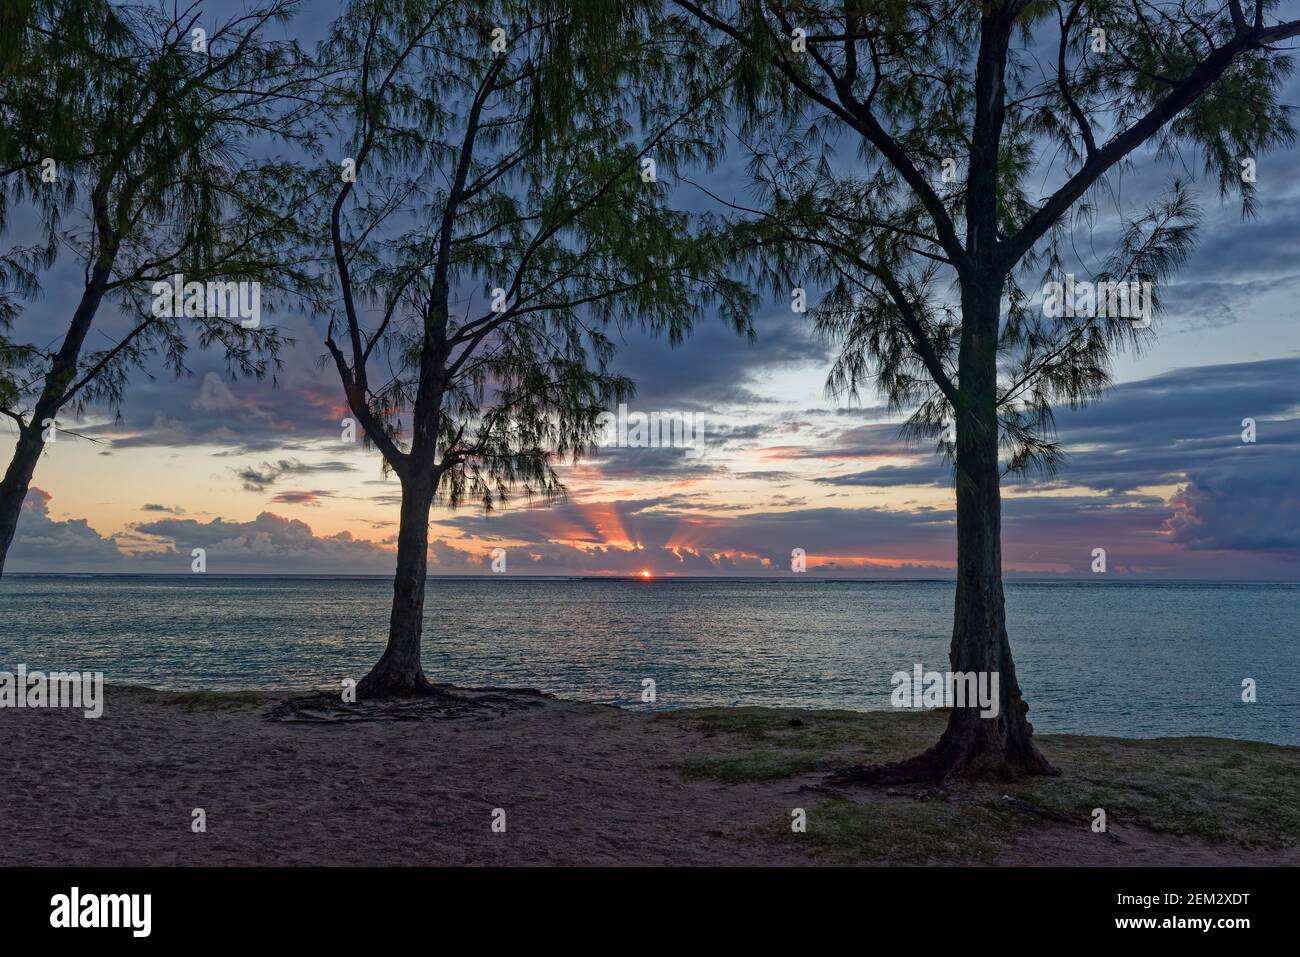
[826,750,954,788]
[264,684,550,723]
[354,663,438,699]
[998,795,1122,841]
[826,723,1059,787]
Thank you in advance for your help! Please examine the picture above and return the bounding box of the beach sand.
[2,686,1295,866]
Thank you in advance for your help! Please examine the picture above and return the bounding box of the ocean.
[2,575,1295,744]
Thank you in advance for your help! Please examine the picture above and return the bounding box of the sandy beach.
[2,686,1296,867]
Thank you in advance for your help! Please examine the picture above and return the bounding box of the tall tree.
[317,0,748,696]
[0,0,318,576]
[676,0,1300,779]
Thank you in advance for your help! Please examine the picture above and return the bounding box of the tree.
[674,0,1300,780]
[316,0,749,696]
[0,0,319,576]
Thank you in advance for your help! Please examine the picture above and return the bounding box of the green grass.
[1016,733,1300,848]
[662,706,947,781]
[790,797,1026,864]
[659,707,1300,860]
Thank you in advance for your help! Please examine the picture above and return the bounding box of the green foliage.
[313,0,753,510]
[677,0,1300,479]
[0,0,320,428]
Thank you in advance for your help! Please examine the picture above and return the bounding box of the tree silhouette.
[0,0,319,576]
[675,0,1300,779]
[314,0,749,696]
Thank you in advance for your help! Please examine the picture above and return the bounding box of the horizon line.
[4,572,1297,585]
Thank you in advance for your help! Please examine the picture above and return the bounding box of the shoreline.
[2,685,1296,866]
[5,679,1292,748]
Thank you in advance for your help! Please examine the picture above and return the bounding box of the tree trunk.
[353,281,451,699]
[904,404,1056,780]
[831,280,1055,784]
[0,424,46,579]
[0,258,113,580]
[356,473,439,697]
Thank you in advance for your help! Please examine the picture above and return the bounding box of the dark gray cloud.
[1018,357,1300,500]
[1167,461,1300,557]
[604,305,828,411]
[811,357,1300,501]
[235,457,356,492]
[268,489,336,505]
[803,358,1300,567]
[816,462,948,488]
[581,445,722,479]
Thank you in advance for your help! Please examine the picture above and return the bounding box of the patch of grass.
[1002,734,1300,849]
[659,706,947,782]
[679,752,824,783]
[788,797,1025,865]
[662,707,1300,852]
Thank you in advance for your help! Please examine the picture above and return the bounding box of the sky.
[3,0,1299,579]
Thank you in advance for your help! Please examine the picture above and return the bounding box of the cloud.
[1010,357,1300,496]
[133,511,394,574]
[604,304,828,411]
[7,491,395,575]
[1165,461,1300,557]
[93,367,341,453]
[9,355,1300,579]
[432,494,958,574]
[7,488,125,569]
[815,358,1300,503]
[580,445,722,480]
[235,458,356,492]
[268,490,335,505]
[61,305,350,455]
[816,462,948,488]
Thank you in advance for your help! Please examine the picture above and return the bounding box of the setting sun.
[639,570,652,579]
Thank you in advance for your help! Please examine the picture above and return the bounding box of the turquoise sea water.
[1,575,1295,744]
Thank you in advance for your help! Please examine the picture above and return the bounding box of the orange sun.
[639,569,653,579]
